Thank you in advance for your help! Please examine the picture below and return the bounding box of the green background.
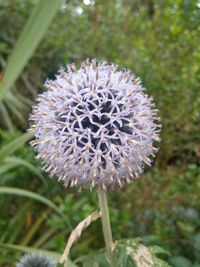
[0,0,199,266]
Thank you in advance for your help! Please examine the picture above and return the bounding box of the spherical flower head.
[29,59,161,189]
[16,253,55,267]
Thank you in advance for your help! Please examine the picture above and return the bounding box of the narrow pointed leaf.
[0,0,61,99]
[0,186,62,216]
[0,132,33,161]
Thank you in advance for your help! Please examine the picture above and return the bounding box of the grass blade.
[1,202,31,243]
[0,186,62,216]
[0,0,61,99]
[0,162,19,176]
[0,132,33,161]
[20,211,49,246]
[5,156,43,178]
[0,102,14,133]
[33,228,57,248]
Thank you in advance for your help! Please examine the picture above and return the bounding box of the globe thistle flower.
[16,253,55,267]
[29,59,161,189]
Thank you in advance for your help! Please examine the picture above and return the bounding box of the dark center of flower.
[56,88,133,158]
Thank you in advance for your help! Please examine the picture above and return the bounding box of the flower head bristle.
[16,253,55,267]
[29,59,161,189]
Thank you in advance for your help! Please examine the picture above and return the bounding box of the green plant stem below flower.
[97,186,115,267]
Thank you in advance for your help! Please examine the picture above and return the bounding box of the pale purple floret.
[16,253,55,267]
[29,59,161,189]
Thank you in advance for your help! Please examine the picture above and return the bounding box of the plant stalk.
[97,186,115,267]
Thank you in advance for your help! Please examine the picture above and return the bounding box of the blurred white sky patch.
[76,6,83,15]
[197,0,200,8]
[83,0,95,5]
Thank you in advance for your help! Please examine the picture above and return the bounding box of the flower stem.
[97,186,115,267]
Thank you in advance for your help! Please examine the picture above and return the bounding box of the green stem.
[97,186,115,267]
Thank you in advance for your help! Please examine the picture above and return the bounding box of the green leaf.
[0,162,18,176]
[194,233,200,251]
[0,186,62,217]
[0,0,61,100]
[33,228,57,248]
[75,251,110,267]
[0,132,33,161]
[150,245,170,256]
[170,256,192,267]
[113,239,172,267]
[0,156,46,186]
[20,211,49,246]
[4,156,43,178]
[74,239,171,267]
[0,102,14,133]
[0,202,31,243]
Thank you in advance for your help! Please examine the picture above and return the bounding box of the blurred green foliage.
[0,0,199,266]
